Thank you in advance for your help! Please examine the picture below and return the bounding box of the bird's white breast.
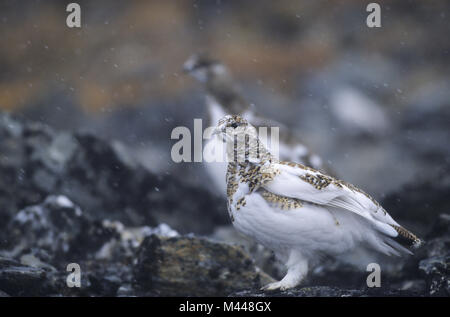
[229,190,378,260]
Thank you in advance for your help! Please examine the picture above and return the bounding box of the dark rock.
[230,286,422,297]
[417,214,450,296]
[419,256,450,296]
[209,226,286,281]
[1,188,266,297]
[382,163,450,234]
[0,256,55,296]
[0,112,228,235]
[0,194,184,297]
[0,290,10,297]
[0,255,133,297]
[1,195,117,262]
[134,235,274,296]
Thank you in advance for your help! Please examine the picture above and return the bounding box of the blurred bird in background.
[183,53,330,195]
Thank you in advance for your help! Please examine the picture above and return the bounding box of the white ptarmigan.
[213,114,423,291]
[183,54,328,195]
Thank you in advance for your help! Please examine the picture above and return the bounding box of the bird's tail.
[378,224,424,256]
[390,224,424,249]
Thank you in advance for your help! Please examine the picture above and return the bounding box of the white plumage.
[214,115,422,290]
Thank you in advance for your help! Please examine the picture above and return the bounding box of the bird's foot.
[261,251,307,292]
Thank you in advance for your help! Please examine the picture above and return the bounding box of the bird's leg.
[261,251,308,291]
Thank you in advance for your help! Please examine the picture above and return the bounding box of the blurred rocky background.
[0,0,449,296]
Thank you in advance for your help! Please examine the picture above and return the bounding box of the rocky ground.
[0,112,448,297]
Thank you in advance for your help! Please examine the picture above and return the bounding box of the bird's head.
[214,115,255,140]
[213,115,270,163]
[183,53,228,83]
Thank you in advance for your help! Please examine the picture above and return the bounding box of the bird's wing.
[262,162,400,237]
